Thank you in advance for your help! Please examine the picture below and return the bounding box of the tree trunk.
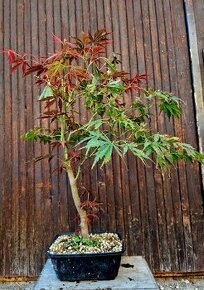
[65,161,89,237]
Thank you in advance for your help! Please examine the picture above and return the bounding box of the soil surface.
[48,232,123,255]
[0,278,204,289]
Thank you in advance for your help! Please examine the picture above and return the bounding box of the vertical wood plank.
[30,0,43,274]
[0,0,4,274]
[170,0,195,271]
[10,0,20,275]
[16,0,28,275]
[109,0,126,242]
[184,0,204,271]
[24,0,35,275]
[102,0,117,233]
[163,0,186,272]
[45,0,59,239]
[132,0,150,259]
[155,0,179,272]
[141,1,161,268]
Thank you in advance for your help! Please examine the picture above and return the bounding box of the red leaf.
[84,47,91,53]
[65,41,77,49]
[52,34,63,45]
[65,47,82,58]
[43,109,58,116]
[24,64,44,76]
[44,99,56,109]
[124,74,147,93]
[37,115,52,119]
[1,49,16,63]
[81,33,89,45]
[7,50,16,62]
[58,98,62,112]
[35,79,46,85]
[22,62,28,75]
[92,46,105,55]
[38,96,55,102]
[88,32,94,43]
[71,36,84,49]
[10,63,21,74]
[112,71,129,79]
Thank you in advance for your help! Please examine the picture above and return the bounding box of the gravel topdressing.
[48,232,123,255]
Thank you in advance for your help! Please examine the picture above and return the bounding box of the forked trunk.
[65,161,89,237]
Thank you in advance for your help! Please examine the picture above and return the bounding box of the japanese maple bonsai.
[2,30,204,279]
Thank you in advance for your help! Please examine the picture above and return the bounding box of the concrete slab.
[34,256,159,290]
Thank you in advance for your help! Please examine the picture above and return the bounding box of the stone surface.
[33,256,159,290]
[157,278,204,290]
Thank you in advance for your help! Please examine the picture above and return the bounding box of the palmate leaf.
[39,86,54,100]
[92,143,113,169]
[145,89,181,118]
[107,80,124,94]
[4,29,204,183]
[105,59,117,72]
[159,102,181,118]
[22,129,39,141]
[143,133,204,170]
[178,143,204,163]
[78,130,119,168]
[82,119,103,130]
[143,134,178,169]
[22,127,52,144]
[122,143,150,164]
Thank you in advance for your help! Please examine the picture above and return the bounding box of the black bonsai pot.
[47,233,125,281]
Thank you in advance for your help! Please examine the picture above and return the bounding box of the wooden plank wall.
[0,0,203,276]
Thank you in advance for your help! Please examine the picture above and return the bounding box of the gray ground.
[0,282,34,290]
[0,278,204,290]
[157,278,204,290]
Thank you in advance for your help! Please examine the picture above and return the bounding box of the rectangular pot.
[47,233,125,281]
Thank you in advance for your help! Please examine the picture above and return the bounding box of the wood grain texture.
[0,0,203,276]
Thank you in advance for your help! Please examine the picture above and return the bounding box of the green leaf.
[39,86,54,100]
[123,144,129,156]
[77,130,115,168]
[92,63,100,79]
[106,60,117,72]
[92,143,113,168]
[22,127,52,144]
[83,119,103,130]
[22,130,38,141]
[103,144,113,164]
[53,130,61,140]
[39,134,52,144]
[145,89,181,118]
[122,143,150,163]
[160,102,181,118]
[107,80,124,93]
[86,138,105,151]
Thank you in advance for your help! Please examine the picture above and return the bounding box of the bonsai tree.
[2,30,204,238]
